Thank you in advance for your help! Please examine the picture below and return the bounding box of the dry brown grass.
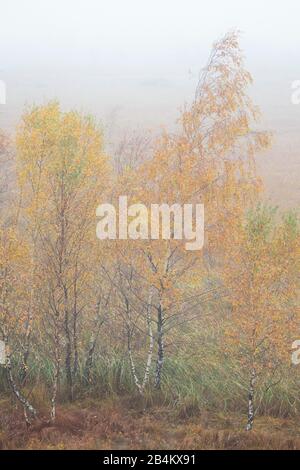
[0,396,300,450]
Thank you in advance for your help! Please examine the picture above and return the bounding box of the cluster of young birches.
[0,32,298,431]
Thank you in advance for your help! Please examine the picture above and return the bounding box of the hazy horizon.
[0,0,299,206]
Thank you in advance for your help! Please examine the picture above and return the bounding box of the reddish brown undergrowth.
[0,397,300,450]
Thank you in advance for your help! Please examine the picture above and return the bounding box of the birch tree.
[105,31,270,389]
[223,206,299,431]
[16,102,110,417]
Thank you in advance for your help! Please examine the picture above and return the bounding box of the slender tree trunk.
[126,289,154,394]
[73,310,79,378]
[72,262,80,378]
[63,287,73,401]
[142,289,154,390]
[84,297,105,382]
[20,307,33,383]
[4,339,37,422]
[127,326,142,394]
[64,322,73,401]
[246,368,256,431]
[154,303,164,389]
[127,323,154,395]
[51,328,61,423]
[84,333,96,383]
[20,264,36,383]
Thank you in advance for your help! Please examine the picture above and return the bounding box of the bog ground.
[0,396,300,450]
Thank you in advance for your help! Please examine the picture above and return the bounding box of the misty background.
[0,0,299,207]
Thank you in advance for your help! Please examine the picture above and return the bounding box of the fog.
[0,0,299,206]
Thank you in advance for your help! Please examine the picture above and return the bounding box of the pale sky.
[0,0,299,205]
[1,0,300,66]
